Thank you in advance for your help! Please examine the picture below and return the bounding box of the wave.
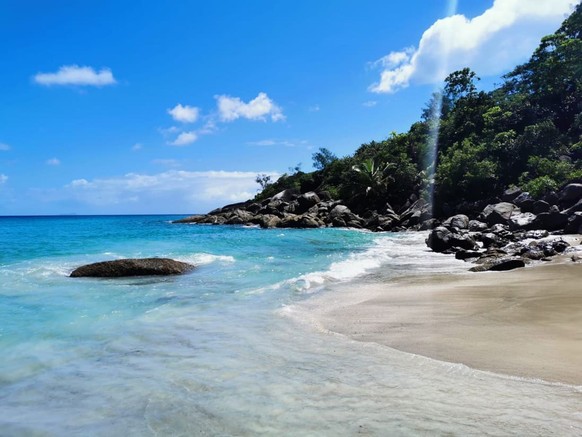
[286,231,466,293]
[176,253,235,266]
[242,232,467,296]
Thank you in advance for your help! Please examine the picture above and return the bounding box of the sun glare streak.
[424,0,458,217]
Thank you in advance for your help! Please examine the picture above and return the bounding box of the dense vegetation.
[255,5,582,218]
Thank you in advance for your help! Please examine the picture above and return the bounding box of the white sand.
[303,253,582,385]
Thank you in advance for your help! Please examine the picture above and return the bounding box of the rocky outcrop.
[70,258,195,278]
[425,201,576,272]
[172,182,582,274]
[174,190,373,230]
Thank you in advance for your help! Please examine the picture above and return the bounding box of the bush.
[523,176,559,198]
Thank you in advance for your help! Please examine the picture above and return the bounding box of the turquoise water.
[0,216,581,435]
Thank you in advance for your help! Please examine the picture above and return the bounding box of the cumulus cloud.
[64,170,280,212]
[168,104,200,123]
[216,92,285,122]
[0,174,7,184]
[370,0,578,93]
[46,158,60,166]
[34,65,117,87]
[170,131,197,146]
[0,143,10,151]
[247,139,306,147]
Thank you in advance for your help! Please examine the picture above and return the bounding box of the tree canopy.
[255,4,582,216]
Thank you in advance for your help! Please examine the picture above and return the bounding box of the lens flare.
[424,0,459,217]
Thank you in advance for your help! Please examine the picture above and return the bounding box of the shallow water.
[0,216,580,435]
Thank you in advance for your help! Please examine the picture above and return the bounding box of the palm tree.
[351,158,395,197]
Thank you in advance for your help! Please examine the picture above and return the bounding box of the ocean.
[0,215,580,435]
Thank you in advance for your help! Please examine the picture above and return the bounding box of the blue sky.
[0,0,578,214]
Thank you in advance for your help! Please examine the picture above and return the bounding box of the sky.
[0,0,579,215]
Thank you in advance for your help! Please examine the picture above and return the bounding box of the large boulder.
[468,220,488,232]
[509,212,537,230]
[272,189,300,202]
[469,257,526,272]
[501,187,522,202]
[70,258,195,278]
[532,200,550,214]
[426,227,453,252]
[207,201,250,216]
[479,202,520,226]
[172,215,207,224]
[530,211,568,231]
[399,199,431,227]
[330,205,364,228]
[564,199,582,215]
[296,192,321,213]
[559,183,582,207]
[512,192,534,212]
[443,214,470,230]
[254,214,282,229]
[564,212,582,234]
[450,233,479,251]
[298,214,325,228]
[224,209,255,225]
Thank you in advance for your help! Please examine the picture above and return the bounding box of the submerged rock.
[70,258,195,278]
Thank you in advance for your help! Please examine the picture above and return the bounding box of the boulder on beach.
[70,258,195,278]
[469,257,526,272]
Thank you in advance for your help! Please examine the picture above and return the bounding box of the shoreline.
[298,250,582,386]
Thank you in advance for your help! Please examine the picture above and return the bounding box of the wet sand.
[304,256,582,385]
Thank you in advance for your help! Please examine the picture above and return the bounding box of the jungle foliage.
[256,5,582,216]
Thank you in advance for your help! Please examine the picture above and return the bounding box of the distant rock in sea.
[70,258,195,278]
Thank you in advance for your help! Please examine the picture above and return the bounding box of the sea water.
[0,216,580,435]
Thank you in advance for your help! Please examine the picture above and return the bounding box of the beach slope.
[304,259,582,385]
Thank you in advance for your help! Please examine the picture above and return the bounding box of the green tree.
[255,173,272,191]
[351,158,395,197]
[312,147,338,171]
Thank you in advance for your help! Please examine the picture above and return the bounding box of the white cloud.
[363,100,377,107]
[370,0,578,93]
[309,105,320,112]
[216,92,285,122]
[159,126,180,137]
[198,119,218,135]
[64,170,280,212]
[152,159,181,167]
[247,139,306,147]
[170,131,197,146]
[0,174,7,184]
[132,143,143,151]
[0,143,10,151]
[46,158,60,166]
[34,65,117,87]
[168,104,200,123]
[249,139,277,146]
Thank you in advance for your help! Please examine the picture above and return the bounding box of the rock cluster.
[425,183,582,271]
[173,189,430,232]
[173,183,582,272]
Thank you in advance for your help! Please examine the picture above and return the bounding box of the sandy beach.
[303,252,582,386]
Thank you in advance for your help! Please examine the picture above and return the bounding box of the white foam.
[287,232,466,293]
[178,253,235,266]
